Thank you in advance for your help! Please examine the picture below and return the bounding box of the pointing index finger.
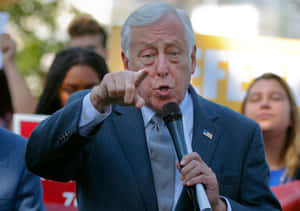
[134,69,148,87]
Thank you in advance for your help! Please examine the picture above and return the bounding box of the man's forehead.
[130,12,182,30]
[130,28,186,51]
[131,39,185,49]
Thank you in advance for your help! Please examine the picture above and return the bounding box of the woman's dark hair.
[0,69,13,116]
[35,47,108,115]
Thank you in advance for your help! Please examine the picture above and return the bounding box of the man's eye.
[143,54,152,58]
[167,50,180,61]
[140,53,155,65]
[171,52,178,56]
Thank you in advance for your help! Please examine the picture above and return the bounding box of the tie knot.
[149,115,163,131]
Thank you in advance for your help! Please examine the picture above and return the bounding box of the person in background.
[25,2,281,210]
[35,47,108,115]
[0,33,37,115]
[67,15,108,59]
[0,127,45,210]
[0,69,13,129]
[242,72,300,187]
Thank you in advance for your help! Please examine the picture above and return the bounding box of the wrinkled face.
[122,13,196,112]
[59,64,100,106]
[244,79,291,134]
[68,34,107,59]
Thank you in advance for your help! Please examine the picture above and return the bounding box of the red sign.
[272,180,300,211]
[19,121,39,138]
[13,114,77,211]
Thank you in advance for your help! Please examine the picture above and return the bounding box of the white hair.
[121,2,195,58]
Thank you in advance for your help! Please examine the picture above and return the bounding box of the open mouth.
[155,85,171,96]
[159,86,169,91]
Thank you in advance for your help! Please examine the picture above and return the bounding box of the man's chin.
[146,99,179,113]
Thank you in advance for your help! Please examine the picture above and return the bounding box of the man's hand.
[90,69,148,112]
[0,33,16,67]
[176,152,227,211]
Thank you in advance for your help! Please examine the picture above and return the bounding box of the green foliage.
[4,0,78,78]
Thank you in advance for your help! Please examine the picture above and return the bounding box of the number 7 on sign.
[62,192,78,207]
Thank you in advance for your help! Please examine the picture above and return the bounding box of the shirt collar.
[141,91,191,127]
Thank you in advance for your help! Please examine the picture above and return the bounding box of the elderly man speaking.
[26,2,281,211]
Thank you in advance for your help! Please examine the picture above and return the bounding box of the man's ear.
[190,45,197,74]
[122,52,129,70]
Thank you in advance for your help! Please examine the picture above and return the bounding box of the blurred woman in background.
[36,47,108,115]
[0,69,13,129]
[241,73,300,186]
[0,33,38,129]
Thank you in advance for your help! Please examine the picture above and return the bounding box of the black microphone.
[162,102,211,211]
[162,102,187,161]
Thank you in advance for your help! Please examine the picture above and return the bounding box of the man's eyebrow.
[134,40,184,48]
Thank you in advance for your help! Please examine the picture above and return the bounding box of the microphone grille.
[162,102,182,123]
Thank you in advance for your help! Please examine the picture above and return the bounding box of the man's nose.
[156,53,168,77]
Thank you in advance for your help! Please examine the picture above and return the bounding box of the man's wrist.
[90,86,110,113]
[90,91,107,113]
[213,198,227,211]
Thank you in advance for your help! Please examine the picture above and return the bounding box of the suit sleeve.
[15,166,45,211]
[227,124,282,210]
[25,90,93,182]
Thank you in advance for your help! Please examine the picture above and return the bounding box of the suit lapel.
[112,106,158,211]
[190,87,219,165]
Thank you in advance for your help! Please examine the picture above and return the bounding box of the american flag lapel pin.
[203,129,213,140]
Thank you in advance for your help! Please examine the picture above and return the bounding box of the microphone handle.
[166,120,212,211]
[188,186,200,210]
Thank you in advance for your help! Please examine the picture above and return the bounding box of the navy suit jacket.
[0,128,44,211]
[26,86,281,210]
